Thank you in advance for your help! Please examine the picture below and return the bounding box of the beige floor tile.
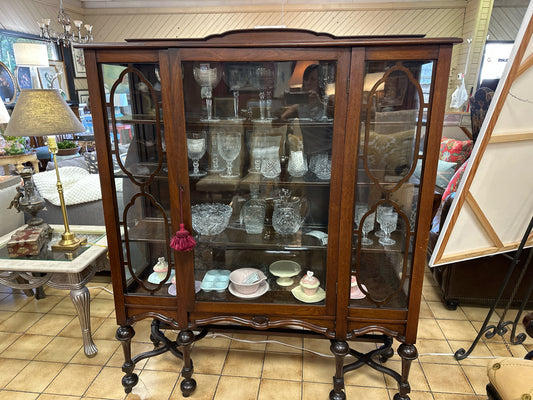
[70,338,120,365]
[0,331,22,353]
[460,306,500,323]
[0,311,44,333]
[143,348,184,372]
[84,366,129,399]
[384,360,430,392]
[89,298,115,318]
[0,391,39,400]
[34,337,82,363]
[48,297,78,316]
[107,342,152,369]
[229,333,267,351]
[419,300,434,319]
[303,337,333,355]
[417,319,446,340]
[262,352,302,381]
[484,341,519,358]
[92,317,119,341]
[58,316,105,339]
[0,293,33,312]
[213,376,260,400]
[2,334,54,360]
[344,363,387,388]
[265,335,303,354]
[421,363,474,394]
[194,332,232,349]
[461,365,489,395]
[126,369,179,400]
[0,310,14,322]
[222,349,264,377]
[130,319,155,344]
[191,347,228,375]
[26,314,74,336]
[422,284,443,302]
[449,340,495,367]
[6,361,64,392]
[19,296,63,314]
[302,381,335,400]
[345,386,390,399]
[389,389,433,400]
[258,378,301,400]
[437,319,480,341]
[170,373,220,400]
[432,393,481,400]
[37,394,81,400]
[416,339,456,364]
[45,364,102,396]
[0,358,29,388]
[428,301,468,320]
[302,353,335,384]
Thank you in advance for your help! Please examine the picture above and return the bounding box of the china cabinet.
[82,29,459,399]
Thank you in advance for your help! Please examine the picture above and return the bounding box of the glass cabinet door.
[181,58,339,306]
[351,59,433,309]
[101,62,173,297]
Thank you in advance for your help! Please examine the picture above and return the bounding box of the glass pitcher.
[272,189,304,235]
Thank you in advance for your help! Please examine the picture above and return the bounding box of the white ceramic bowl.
[229,268,267,295]
[191,203,232,235]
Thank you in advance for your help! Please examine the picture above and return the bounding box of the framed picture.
[71,46,86,78]
[15,66,33,90]
[38,66,60,90]
[77,89,90,105]
[0,61,17,105]
[48,60,70,101]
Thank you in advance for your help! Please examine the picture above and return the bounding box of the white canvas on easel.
[430,1,533,267]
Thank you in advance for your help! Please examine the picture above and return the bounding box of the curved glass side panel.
[101,62,171,296]
[182,59,336,305]
[351,60,433,309]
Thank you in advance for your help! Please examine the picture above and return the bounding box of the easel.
[454,215,533,360]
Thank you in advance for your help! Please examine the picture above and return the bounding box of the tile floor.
[0,269,531,400]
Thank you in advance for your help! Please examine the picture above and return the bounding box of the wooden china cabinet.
[82,29,459,399]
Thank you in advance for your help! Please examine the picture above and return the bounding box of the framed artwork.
[0,61,17,105]
[15,66,33,90]
[77,89,89,105]
[48,60,70,101]
[71,46,86,77]
[38,66,60,90]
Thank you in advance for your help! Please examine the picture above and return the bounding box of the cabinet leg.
[329,340,349,400]
[70,286,97,357]
[178,330,196,397]
[393,343,418,400]
[116,325,138,394]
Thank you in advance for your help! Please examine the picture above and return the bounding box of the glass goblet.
[217,131,241,178]
[187,131,207,177]
[378,210,398,246]
[375,204,394,238]
[193,63,222,120]
[355,206,375,246]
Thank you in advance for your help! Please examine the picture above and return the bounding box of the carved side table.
[0,225,108,357]
[0,152,39,174]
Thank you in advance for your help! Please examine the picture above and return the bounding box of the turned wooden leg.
[329,340,349,400]
[70,286,97,357]
[393,343,418,400]
[116,325,138,394]
[178,330,197,397]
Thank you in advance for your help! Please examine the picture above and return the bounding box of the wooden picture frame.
[48,60,71,101]
[0,61,17,104]
[71,46,86,78]
[77,89,89,105]
[15,66,33,90]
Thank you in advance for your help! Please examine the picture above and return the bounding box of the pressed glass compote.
[378,210,398,246]
[187,131,207,177]
[217,131,241,178]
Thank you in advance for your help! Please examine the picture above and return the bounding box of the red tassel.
[170,223,196,252]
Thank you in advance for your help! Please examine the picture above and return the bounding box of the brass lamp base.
[51,231,87,252]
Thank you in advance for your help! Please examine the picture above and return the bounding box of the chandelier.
[39,0,93,47]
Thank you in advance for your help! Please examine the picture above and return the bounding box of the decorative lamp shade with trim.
[5,89,84,137]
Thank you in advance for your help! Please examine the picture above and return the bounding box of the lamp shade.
[5,89,84,137]
[0,100,10,125]
[13,43,49,67]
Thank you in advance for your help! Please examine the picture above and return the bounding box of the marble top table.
[0,225,108,357]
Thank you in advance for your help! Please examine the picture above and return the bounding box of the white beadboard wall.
[0,0,527,109]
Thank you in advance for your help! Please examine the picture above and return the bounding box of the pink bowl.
[229,268,266,295]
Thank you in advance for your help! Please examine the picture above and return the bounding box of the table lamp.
[5,89,87,251]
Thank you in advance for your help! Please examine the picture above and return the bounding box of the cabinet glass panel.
[101,62,172,296]
[351,60,433,309]
[182,60,335,304]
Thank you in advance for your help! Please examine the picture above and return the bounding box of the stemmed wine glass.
[319,63,333,120]
[375,204,394,238]
[225,67,246,120]
[193,63,222,120]
[355,205,375,246]
[217,131,241,178]
[207,132,225,173]
[256,64,274,120]
[378,210,398,246]
[187,131,207,177]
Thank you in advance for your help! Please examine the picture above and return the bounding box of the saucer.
[350,283,368,299]
[168,280,202,296]
[229,281,269,299]
[291,286,326,303]
[148,272,174,284]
